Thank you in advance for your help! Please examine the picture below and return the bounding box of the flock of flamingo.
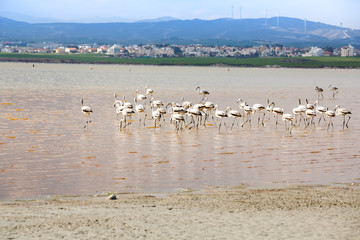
[81,84,351,135]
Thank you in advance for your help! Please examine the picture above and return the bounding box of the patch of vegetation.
[0,53,360,68]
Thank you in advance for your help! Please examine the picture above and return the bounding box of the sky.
[1,0,359,29]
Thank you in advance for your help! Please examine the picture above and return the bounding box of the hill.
[1,16,359,47]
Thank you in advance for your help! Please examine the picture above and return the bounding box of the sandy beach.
[1,186,360,239]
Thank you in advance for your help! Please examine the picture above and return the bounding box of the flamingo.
[272,104,284,128]
[325,108,336,131]
[282,113,295,135]
[253,103,265,126]
[328,85,339,98]
[186,107,203,129]
[167,103,187,115]
[237,98,249,126]
[181,98,193,109]
[315,86,324,99]
[136,90,147,101]
[305,99,315,110]
[123,101,134,109]
[114,93,125,108]
[314,100,327,125]
[304,109,316,128]
[150,97,164,110]
[115,104,126,120]
[119,108,135,129]
[203,101,215,125]
[171,113,185,131]
[226,107,242,129]
[152,109,162,128]
[145,86,154,96]
[236,98,247,113]
[265,99,273,120]
[241,105,253,127]
[196,86,210,103]
[156,106,167,124]
[214,105,228,131]
[293,99,306,126]
[134,99,147,126]
[334,105,351,129]
[81,98,93,128]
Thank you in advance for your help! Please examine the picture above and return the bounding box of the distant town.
[1,42,358,58]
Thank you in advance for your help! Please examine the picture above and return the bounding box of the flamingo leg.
[304,118,309,128]
[318,115,323,125]
[231,118,236,130]
[241,117,249,127]
[289,121,294,135]
[223,121,227,131]
[346,116,351,128]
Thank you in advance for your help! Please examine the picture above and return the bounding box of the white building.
[341,44,354,57]
[55,47,65,53]
[307,47,324,57]
[107,45,121,54]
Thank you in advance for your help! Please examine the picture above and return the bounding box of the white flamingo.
[226,106,242,129]
[282,113,295,135]
[186,107,203,129]
[113,93,125,108]
[253,103,265,126]
[152,110,162,128]
[204,101,215,125]
[214,105,228,131]
[171,113,185,131]
[314,100,327,125]
[145,86,154,96]
[196,86,210,103]
[81,98,93,128]
[150,97,164,110]
[325,108,336,131]
[242,105,253,127]
[271,104,284,128]
[315,86,324,99]
[134,100,147,126]
[293,99,306,126]
[334,105,351,129]
[305,99,315,110]
[328,85,339,98]
[265,99,273,120]
[305,109,316,128]
[237,98,247,113]
[167,102,187,115]
[120,108,135,129]
[136,90,147,101]
[123,101,133,109]
[181,98,193,109]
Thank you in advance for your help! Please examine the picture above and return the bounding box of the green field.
[1,53,360,68]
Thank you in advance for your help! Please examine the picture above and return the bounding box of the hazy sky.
[1,0,359,29]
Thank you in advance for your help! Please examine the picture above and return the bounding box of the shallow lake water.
[0,62,359,199]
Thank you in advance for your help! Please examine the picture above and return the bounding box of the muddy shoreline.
[1,186,360,239]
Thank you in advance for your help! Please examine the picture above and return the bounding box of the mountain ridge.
[1,16,359,47]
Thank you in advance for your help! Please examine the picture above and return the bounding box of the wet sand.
[1,186,360,239]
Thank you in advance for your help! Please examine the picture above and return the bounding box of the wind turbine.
[265,9,268,26]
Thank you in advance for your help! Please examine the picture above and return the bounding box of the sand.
[1,186,360,239]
